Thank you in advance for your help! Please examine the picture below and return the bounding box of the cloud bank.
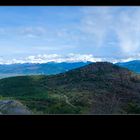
[0,54,105,64]
[0,53,140,65]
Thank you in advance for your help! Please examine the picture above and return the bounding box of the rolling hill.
[1,62,140,114]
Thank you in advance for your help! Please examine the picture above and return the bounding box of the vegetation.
[0,62,140,114]
[124,102,140,114]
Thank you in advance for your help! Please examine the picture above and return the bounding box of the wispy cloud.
[80,7,140,56]
[0,7,140,60]
[19,27,47,38]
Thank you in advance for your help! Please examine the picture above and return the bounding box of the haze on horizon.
[0,6,140,64]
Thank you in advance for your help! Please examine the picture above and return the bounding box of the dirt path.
[62,95,76,108]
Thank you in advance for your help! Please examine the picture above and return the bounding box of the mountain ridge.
[0,61,92,79]
[1,60,140,79]
[0,62,140,114]
[116,60,140,74]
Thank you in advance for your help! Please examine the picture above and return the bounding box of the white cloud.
[80,7,114,47]
[19,27,47,38]
[80,7,140,56]
[23,53,107,63]
[114,8,140,55]
[1,7,140,62]
[116,53,140,63]
[0,53,140,64]
[0,54,109,64]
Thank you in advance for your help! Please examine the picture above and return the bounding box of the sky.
[0,6,140,64]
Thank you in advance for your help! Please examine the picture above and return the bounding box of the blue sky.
[0,6,140,64]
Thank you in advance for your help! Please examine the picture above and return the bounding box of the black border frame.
[0,0,140,132]
[0,0,140,6]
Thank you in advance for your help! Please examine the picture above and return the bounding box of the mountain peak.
[0,62,140,114]
[67,61,131,76]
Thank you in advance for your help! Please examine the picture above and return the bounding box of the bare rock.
[0,100,32,115]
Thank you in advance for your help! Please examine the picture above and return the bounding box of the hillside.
[1,62,140,114]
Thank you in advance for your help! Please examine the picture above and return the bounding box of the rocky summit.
[0,100,32,115]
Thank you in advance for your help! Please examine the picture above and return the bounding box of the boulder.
[0,100,32,115]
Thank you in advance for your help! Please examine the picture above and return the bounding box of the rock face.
[0,100,32,115]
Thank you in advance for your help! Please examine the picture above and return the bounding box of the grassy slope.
[0,75,90,114]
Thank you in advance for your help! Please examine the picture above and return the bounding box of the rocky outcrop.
[0,100,32,115]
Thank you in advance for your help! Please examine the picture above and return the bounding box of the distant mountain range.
[0,60,140,79]
[1,62,140,114]
[116,60,140,74]
[0,62,91,78]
